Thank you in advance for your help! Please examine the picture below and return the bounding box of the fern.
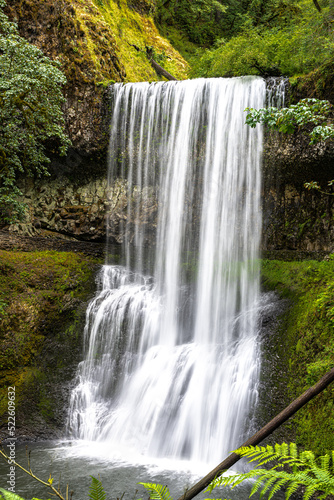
[88,476,107,500]
[139,482,172,500]
[207,443,334,500]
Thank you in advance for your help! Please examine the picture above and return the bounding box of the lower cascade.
[67,77,266,465]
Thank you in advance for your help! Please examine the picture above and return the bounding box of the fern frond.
[249,475,267,497]
[300,451,316,468]
[260,475,282,498]
[312,467,333,484]
[276,443,289,458]
[89,476,107,500]
[206,473,249,491]
[320,454,330,474]
[139,482,172,500]
[285,477,302,500]
[288,443,298,459]
[250,470,290,498]
[209,444,334,500]
[267,477,290,500]
[303,482,323,500]
[237,444,295,468]
[237,445,278,466]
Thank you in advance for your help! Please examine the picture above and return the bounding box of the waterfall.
[67,77,266,465]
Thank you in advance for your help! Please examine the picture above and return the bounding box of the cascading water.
[67,77,266,466]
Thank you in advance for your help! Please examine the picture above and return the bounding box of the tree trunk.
[150,58,177,81]
[177,367,334,500]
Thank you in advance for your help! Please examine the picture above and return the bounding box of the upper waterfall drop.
[67,77,266,465]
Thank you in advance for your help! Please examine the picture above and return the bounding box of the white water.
[67,77,266,466]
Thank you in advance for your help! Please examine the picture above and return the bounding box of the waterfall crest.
[67,77,266,465]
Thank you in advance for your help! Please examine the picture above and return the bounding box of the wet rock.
[262,129,334,253]
[12,176,158,245]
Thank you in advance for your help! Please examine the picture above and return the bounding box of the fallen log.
[178,367,334,500]
[146,47,177,81]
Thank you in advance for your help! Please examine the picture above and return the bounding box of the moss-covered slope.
[4,0,188,153]
[0,249,102,440]
[5,0,188,85]
[262,258,334,455]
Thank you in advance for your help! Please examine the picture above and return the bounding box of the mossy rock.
[0,249,102,441]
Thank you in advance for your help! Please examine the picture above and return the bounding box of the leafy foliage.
[156,0,228,46]
[245,98,334,144]
[88,476,107,500]
[245,96,334,194]
[157,0,304,51]
[208,443,334,500]
[0,0,70,223]
[139,482,173,500]
[189,0,334,78]
[304,179,334,195]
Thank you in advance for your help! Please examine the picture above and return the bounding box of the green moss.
[261,258,334,455]
[92,0,189,81]
[6,0,188,92]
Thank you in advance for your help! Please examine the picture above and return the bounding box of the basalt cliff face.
[11,126,334,254]
[262,129,334,254]
[262,73,334,255]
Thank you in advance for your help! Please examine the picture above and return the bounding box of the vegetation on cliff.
[4,0,188,87]
[92,0,188,82]
[0,0,70,224]
[0,249,101,439]
[262,258,334,456]
[3,0,189,156]
[4,0,332,84]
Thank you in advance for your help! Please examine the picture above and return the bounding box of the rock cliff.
[262,127,334,253]
[4,0,188,153]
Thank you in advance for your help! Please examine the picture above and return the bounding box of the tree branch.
[178,367,334,500]
[0,448,69,500]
